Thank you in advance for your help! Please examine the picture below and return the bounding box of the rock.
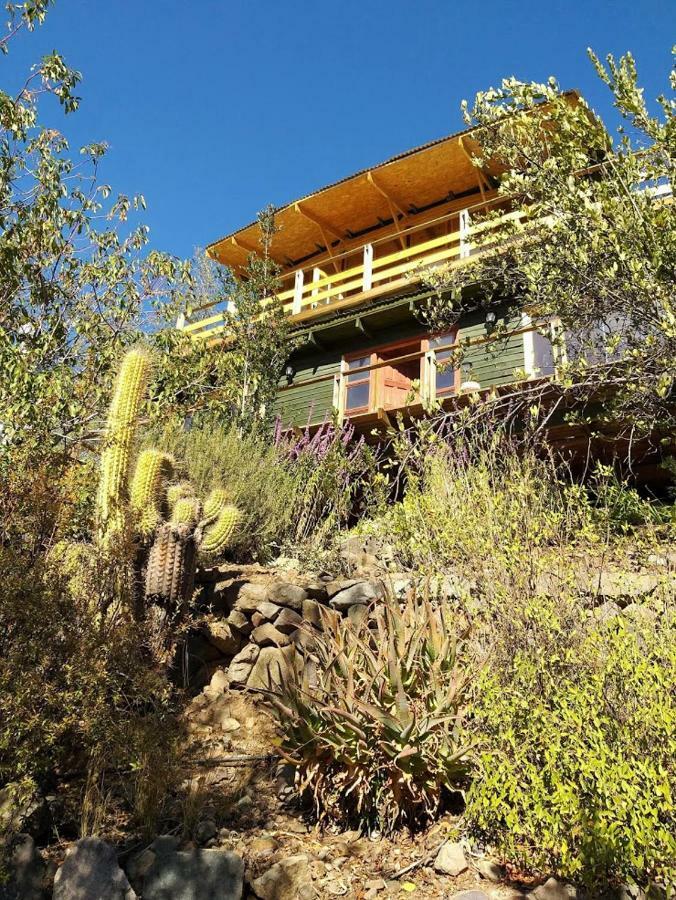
[475,857,505,882]
[0,782,49,841]
[142,847,244,900]
[227,609,252,635]
[347,604,369,627]
[252,612,266,627]
[0,834,45,900]
[53,838,136,900]
[255,600,281,619]
[203,620,241,656]
[251,854,314,900]
[301,598,324,627]
[249,837,278,855]
[433,841,468,877]
[206,668,229,696]
[246,645,297,691]
[532,877,578,899]
[591,600,622,623]
[304,582,329,603]
[267,583,307,611]
[448,893,491,900]
[595,571,659,604]
[275,607,303,634]
[251,623,292,648]
[194,819,218,844]
[329,580,384,611]
[126,848,155,892]
[325,578,361,599]
[235,583,269,613]
[227,644,260,686]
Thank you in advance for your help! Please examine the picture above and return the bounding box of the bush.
[268,587,475,833]
[467,598,676,892]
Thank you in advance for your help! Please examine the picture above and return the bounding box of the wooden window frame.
[344,351,375,415]
[426,328,461,398]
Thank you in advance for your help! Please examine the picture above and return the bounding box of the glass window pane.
[435,349,455,393]
[430,333,455,350]
[346,382,369,410]
[347,356,370,382]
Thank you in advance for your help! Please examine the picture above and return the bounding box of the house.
[187,123,558,434]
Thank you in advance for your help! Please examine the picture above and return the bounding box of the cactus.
[91,348,242,626]
[200,505,240,554]
[97,348,151,543]
[130,449,175,538]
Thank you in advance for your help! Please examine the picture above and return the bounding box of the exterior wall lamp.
[284,364,295,385]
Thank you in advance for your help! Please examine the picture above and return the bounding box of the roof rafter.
[366,170,409,218]
[294,202,344,241]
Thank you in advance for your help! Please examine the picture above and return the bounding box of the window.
[429,332,458,396]
[345,355,371,412]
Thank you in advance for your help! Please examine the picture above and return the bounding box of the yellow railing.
[181,202,523,342]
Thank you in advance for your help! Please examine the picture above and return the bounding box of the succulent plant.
[267,585,476,834]
[94,348,241,618]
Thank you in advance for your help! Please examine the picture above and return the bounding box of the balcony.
[180,198,523,343]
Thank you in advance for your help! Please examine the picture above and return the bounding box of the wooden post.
[522,312,535,377]
[362,243,373,292]
[335,360,348,425]
[423,349,435,406]
[292,270,304,315]
[459,208,471,259]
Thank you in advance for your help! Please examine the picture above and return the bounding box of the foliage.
[467,599,676,892]
[268,588,475,833]
[425,50,675,433]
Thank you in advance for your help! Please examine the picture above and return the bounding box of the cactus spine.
[171,496,202,527]
[202,487,230,522]
[130,448,175,539]
[97,348,150,544]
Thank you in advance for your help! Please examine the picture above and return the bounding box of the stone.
[203,620,241,656]
[53,838,137,900]
[433,841,468,877]
[302,598,324,627]
[235,583,269,613]
[251,623,292,647]
[532,877,578,899]
[304,581,329,602]
[257,600,282,621]
[0,834,45,900]
[126,848,155,892]
[194,819,218,844]
[142,847,244,900]
[347,604,369,627]
[325,578,361,599]
[0,782,49,841]
[448,893,490,900]
[475,857,505,882]
[227,644,260,686]
[251,854,314,900]
[226,609,252,635]
[267,583,307,611]
[252,612,266,627]
[329,580,384,611]
[246,645,297,691]
[595,571,659,604]
[275,607,303,634]
[206,668,229,695]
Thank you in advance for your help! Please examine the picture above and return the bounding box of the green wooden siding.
[273,307,526,427]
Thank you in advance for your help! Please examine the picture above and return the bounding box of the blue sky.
[3,0,674,261]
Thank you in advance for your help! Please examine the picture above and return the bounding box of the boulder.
[267,583,307,611]
[329,580,383,611]
[448,893,491,900]
[347,604,369,627]
[275,607,303,634]
[251,854,314,900]
[235,583,269,613]
[256,601,282,621]
[53,838,136,900]
[252,612,266,628]
[433,841,468,877]
[246,645,297,691]
[142,847,244,900]
[251,623,292,648]
[227,644,260,686]
[203,620,241,656]
[227,609,252,635]
[532,877,578,899]
[204,669,229,697]
[0,834,45,900]
[304,581,329,603]
[301,598,324,627]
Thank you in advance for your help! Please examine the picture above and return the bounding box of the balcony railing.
[180,200,524,343]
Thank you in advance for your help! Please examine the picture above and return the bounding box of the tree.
[425,50,675,437]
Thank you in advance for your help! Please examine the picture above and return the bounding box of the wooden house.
[185,122,560,434]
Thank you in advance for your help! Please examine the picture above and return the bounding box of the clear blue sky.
[3,0,674,261]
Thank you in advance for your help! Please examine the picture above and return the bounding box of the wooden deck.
[180,199,523,343]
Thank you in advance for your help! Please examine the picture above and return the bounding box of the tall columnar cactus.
[97,348,151,544]
[94,348,242,624]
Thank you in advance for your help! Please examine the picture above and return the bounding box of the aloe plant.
[267,585,476,833]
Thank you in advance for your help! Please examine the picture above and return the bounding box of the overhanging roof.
[206,124,499,273]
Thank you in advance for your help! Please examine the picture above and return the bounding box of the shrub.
[466,597,676,892]
[268,587,475,833]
